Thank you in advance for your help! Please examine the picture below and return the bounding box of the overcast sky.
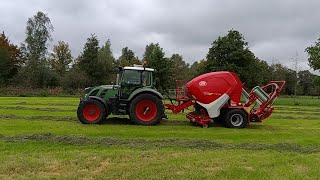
[1,0,320,71]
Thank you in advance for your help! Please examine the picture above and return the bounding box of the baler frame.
[243,81,286,122]
[164,80,286,128]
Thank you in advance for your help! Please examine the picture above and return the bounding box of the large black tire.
[224,109,248,128]
[129,94,163,125]
[77,99,107,124]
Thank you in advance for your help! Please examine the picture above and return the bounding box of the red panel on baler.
[185,71,242,104]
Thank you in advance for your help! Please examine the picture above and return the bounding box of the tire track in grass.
[1,133,320,153]
[271,115,320,120]
[15,102,76,106]
[0,115,195,126]
[276,107,320,111]
[1,113,319,125]
[0,106,75,112]
[0,114,77,121]
[274,111,320,116]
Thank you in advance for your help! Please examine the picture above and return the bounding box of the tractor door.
[119,70,142,99]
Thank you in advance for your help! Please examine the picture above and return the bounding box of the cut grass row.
[1,118,320,146]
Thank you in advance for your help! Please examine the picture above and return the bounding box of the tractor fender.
[88,96,108,108]
[128,88,163,101]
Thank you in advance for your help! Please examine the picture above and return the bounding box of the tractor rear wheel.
[129,94,163,125]
[77,99,106,124]
[224,109,247,128]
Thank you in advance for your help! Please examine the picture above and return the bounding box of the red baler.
[165,71,285,128]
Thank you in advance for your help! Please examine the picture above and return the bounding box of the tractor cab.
[118,66,155,99]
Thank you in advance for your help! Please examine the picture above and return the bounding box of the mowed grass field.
[0,96,320,179]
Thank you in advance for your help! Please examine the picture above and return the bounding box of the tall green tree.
[170,54,191,82]
[0,32,22,84]
[49,41,72,76]
[25,11,54,64]
[143,43,173,91]
[312,75,320,97]
[118,47,140,67]
[206,30,260,88]
[0,48,11,85]
[297,70,315,95]
[271,63,296,95]
[77,34,100,86]
[189,59,208,78]
[24,11,55,87]
[305,38,320,71]
[244,58,272,87]
[98,39,115,83]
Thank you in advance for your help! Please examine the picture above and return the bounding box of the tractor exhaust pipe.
[116,74,120,86]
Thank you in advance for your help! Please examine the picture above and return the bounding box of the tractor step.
[118,109,126,114]
[118,100,128,114]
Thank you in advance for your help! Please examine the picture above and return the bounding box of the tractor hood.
[84,85,116,97]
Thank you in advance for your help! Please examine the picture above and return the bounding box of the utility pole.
[291,51,300,104]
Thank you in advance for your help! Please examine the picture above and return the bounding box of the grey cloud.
[1,0,320,71]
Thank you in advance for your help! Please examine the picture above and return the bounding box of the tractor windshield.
[121,70,141,85]
[121,70,152,87]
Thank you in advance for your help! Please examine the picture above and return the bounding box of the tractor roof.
[124,66,155,72]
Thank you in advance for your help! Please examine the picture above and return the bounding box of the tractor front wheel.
[224,109,248,128]
[77,99,106,124]
[129,94,163,125]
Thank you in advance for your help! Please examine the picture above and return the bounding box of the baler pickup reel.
[242,81,286,122]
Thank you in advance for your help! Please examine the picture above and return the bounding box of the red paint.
[164,100,195,114]
[185,71,242,104]
[163,71,285,128]
[83,104,101,121]
[135,100,157,122]
[186,110,211,128]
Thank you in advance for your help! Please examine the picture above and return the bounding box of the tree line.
[1,11,320,96]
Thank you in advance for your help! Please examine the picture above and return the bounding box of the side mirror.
[117,66,123,72]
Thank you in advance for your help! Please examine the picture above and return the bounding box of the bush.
[0,86,82,97]
[61,68,90,90]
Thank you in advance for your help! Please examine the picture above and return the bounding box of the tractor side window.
[142,71,152,86]
[122,70,141,85]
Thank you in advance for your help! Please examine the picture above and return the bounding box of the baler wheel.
[225,109,247,128]
[77,99,106,124]
[129,94,163,125]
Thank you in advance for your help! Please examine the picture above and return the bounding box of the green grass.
[0,96,320,179]
[275,96,320,106]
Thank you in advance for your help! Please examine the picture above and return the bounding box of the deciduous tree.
[206,30,261,88]
[0,32,22,84]
[170,54,191,83]
[49,41,72,76]
[118,47,140,67]
[306,38,320,71]
[143,43,173,91]
[24,11,55,87]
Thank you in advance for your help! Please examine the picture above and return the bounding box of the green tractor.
[77,65,166,125]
